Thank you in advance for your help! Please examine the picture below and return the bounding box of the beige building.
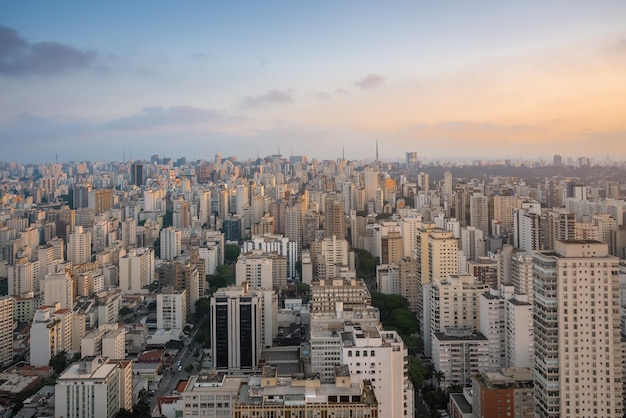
[426,275,488,356]
[311,277,371,314]
[233,366,379,418]
[0,296,13,366]
[533,240,623,417]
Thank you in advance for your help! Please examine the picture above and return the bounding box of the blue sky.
[1,1,625,163]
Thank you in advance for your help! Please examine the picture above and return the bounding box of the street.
[150,326,200,412]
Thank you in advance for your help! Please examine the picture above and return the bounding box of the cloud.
[242,90,294,108]
[105,106,236,130]
[0,25,96,76]
[354,74,384,90]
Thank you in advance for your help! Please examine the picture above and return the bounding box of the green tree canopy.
[354,249,376,278]
[224,244,241,264]
[49,351,67,374]
[194,297,211,322]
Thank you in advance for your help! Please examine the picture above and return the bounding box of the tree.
[224,244,241,264]
[119,306,132,316]
[354,249,376,278]
[49,351,67,374]
[297,282,310,303]
[208,265,235,293]
[407,356,427,389]
[194,297,211,323]
[184,364,193,373]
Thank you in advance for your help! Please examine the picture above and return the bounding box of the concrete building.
[470,193,489,236]
[157,287,187,330]
[44,270,74,310]
[0,296,13,366]
[7,257,36,297]
[505,295,534,368]
[68,225,92,265]
[30,305,63,367]
[340,326,414,418]
[479,289,507,372]
[493,195,523,235]
[119,248,154,293]
[310,235,350,280]
[55,356,121,418]
[160,226,182,260]
[235,253,273,289]
[210,285,262,372]
[432,327,490,387]
[427,275,489,356]
[472,368,534,418]
[243,234,298,279]
[181,374,242,418]
[533,240,623,417]
[234,366,379,418]
[311,277,371,315]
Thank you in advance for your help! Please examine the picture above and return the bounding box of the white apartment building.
[533,240,623,417]
[30,305,64,367]
[7,257,36,297]
[505,295,534,368]
[235,253,273,289]
[119,247,154,293]
[55,356,120,418]
[157,288,187,330]
[377,264,400,295]
[340,325,414,418]
[44,270,74,310]
[160,226,182,260]
[427,274,489,356]
[243,234,298,278]
[479,289,507,372]
[432,328,490,387]
[68,225,92,265]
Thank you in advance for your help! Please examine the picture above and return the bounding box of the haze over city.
[2,1,626,163]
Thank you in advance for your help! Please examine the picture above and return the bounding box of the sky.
[1,1,626,164]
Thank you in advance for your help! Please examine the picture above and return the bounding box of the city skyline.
[2,1,626,163]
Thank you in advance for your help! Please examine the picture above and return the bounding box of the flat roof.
[450,393,472,414]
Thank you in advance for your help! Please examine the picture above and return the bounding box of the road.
[150,326,200,412]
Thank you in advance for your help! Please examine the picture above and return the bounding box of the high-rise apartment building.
[493,195,523,235]
[160,226,181,260]
[68,225,91,265]
[0,296,13,366]
[7,256,36,297]
[44,270,74,310]
[88,189,113,215]
[533,240,623,417]
[119,247,155,293]
[470,193,489,236]
[324,197,345,239]
[157,287,187,330]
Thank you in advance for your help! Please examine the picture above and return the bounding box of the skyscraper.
[131,162,144,186]
[211,286,262,372]
[533,240,623,417]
